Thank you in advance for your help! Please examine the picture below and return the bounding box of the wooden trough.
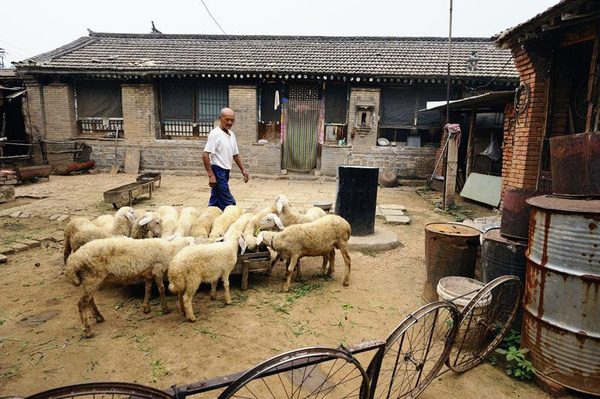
[233,250,271,290]
[103,181,154,209]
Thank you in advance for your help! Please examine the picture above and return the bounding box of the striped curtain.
[283,100,321,172]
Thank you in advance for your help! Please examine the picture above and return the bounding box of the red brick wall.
[501,45,551,195]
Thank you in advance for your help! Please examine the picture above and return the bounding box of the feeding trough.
[103,181,154,209]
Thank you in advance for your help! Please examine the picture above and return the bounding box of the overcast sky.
[1,0,559,66]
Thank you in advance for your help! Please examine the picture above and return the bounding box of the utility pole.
[443,0,454,210]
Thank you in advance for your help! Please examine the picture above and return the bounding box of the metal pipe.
[443,0,453,210]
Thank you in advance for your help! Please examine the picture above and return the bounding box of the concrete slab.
[10,212,21,218]
[386,215,411,225]
[0,254,7,263]
[375,206,384,217]
[379,204,406,211]
[382,209,405,216]
[19,212,31,218]
[348,227,400,252]
[56,215,69,222]
[49,214,61,220]
[0,246,15,255]
[9,243,29,252]
[14,239,40,248]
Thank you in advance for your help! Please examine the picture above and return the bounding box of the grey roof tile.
[16,32,518,80]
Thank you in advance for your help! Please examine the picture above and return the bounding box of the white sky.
[0,0,559,66]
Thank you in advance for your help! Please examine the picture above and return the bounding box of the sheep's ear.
[276,199,283,214]
[257,232,264,245]
[125,211,136,222]
[239,237,247,255]
[166,234,178,241]
[139,216,152,226]
[215,236,224,242]
[274,215,284,230]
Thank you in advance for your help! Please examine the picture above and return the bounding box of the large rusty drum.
[422,223,480,302]
[550,131,600,197]
[500,188,538,241]
[523,195,600,395]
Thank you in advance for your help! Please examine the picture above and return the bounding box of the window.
[75,80,123,136]
[258,83,284,142]
[323,84,348,142]
[160,81,228,138]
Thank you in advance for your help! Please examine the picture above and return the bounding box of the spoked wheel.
[218,347,370,399]
[25,382,173,399]
[367,301,460,399]
[446,275,522,373]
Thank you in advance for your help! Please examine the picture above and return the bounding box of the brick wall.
[501,45,551,195]
[348,87,381,151]
[43,83,78,139]
[229,85,257,145]
[22,78,45,137]
[320,143,435,178]
[501,102,516,201]
[122,84,158,143]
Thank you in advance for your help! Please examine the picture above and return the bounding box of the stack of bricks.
[0,170,18,185]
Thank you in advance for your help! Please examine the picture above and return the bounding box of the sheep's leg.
[63,240,71,265]
[183,288,197,323]
[327,250,336,276]
[154,275,171,314]
[178,293,185,315]
[339,245,352,286]
[210,281,217,300]
[89,297,105,323]
[222,273,232,305]
[142,277,153,314]
[295,259,302,281]
[267,250,280,274]
[283,255,299,293]
[78,294,94,338]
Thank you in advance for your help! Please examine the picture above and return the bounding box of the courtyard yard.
[0,173,571,398]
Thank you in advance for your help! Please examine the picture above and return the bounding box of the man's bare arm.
[233,154,249,183]
[203,152,217,187]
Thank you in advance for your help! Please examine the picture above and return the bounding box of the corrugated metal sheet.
[523,195,600,395]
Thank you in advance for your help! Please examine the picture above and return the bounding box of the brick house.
[494,0,600,196]
[14,31,516,178]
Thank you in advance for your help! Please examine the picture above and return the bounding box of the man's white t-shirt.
[204,127,239,170]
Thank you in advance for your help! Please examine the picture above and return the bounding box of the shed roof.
[15,31,518,81]
[494,0,600,48]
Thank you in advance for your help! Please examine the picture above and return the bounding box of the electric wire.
[199,0,227,35]
[461,56,515,92]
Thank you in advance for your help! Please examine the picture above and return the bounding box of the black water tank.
[335,166,378,236]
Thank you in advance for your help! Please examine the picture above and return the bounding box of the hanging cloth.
[274,90,280,110]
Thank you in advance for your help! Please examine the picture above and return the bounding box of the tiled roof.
[15,32,518,81]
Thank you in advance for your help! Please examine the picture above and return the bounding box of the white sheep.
[168,213,253,322]
[157,205,179,238]
[275,194,327,226]
[208,205,243,242]
[63,207,137,263]
[130,211,163,239]
[91,206,133,230]
[190,206,222,242]
[257,214,352,292]
[243,203,277,251]
[174,207,201,237]
[65,236,193,338]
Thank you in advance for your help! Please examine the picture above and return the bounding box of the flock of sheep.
[62,195,352,338]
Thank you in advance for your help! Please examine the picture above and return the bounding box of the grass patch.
[151,359,168,383]
[361,250,378,258]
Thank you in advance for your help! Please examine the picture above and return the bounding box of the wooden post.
[444,130,458,209]
[465,106,477,177]
[241,260,250,291]
[585,24,600,132]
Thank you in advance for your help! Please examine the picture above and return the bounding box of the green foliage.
[341,303,354,311]
[289,283,323,299]
[151,359,168,383]
[495,346,536,380]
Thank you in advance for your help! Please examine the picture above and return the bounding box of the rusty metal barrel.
[523,195,600,395]
[422,223,480,302]
[500,188,538,241]
[482,228,527,330]
[335,166,378,236]
[550,131,600,197]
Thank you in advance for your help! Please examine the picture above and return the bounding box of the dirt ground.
[0,173,574,397]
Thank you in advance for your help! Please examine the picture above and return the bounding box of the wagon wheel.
[218,347,370,398]
[367,301,460,399]
[446,275,522,373]
[25,381,173,399]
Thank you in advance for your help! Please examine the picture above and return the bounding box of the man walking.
[203,108,250,210]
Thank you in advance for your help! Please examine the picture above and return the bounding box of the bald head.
[219,108,235,131]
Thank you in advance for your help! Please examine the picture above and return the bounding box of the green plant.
[342,303,353,311]
[360,250,378,258]
[151,359,168,383]
[289,282,323,299]
[495,346,536,380]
